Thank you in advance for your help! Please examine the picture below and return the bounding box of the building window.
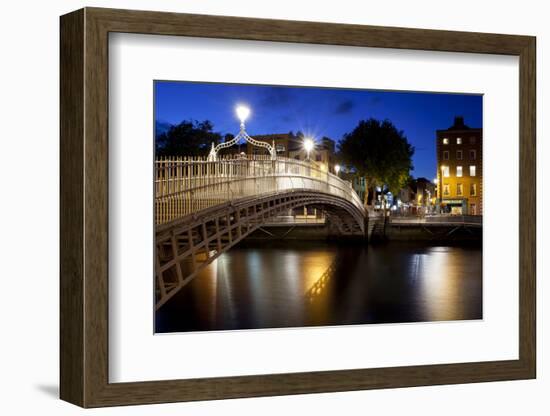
[457,150,463,160]
[315,154,322,162]
[457,183,463,196]
[442,138,449,145]
[469,149,476,160]
[470,183,477,196]
[442,166,450,178]
[443,150,449,160]
[456,166,463,177]
[470,136,476,144]
[470,165,476,176]
[443,184,450,196]
[457,137,462,144]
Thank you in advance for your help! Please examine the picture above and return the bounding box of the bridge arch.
[154,156,367,309]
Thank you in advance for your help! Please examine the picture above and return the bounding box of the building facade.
[246,133,302,158]
[414,177,436,211]
[289,137,336,173]
[242,134,337,174]
[394,178,436,215]
[436,116,482,215]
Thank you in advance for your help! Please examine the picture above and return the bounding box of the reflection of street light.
[335,164,341,175]
[303,138,314,160]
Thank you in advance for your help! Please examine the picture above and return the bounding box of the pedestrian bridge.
[154,155,366,309]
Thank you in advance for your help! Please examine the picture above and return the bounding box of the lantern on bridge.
[207,105,277,161]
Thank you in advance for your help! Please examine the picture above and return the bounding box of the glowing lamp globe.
[236,105,251,123]
[303,138,314,153]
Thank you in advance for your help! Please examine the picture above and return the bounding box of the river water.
[155,241,482,333]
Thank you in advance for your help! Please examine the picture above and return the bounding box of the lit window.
[457,183,463,196]
[442,166,450,177]
[470,183,477,196]
[457,150,463,160]
[470,165,476,176]
[443,150,449,160]
[443,184,450,196]
[443,138,449,145]
[457,137,462,144]
[456,166,463,177]
[469,149,476,160]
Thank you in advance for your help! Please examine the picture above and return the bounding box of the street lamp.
[236,105,250,126]
[439,166,447,214]
[303,138,314,160]
[433,178,438,211]
[208,104,276,161]
[334,164,341,175]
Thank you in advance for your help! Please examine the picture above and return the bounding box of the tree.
[223,133,235,143]
[155,120,222,157]
[338,118,414,207]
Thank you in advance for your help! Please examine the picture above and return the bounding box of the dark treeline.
[155,120,233,157]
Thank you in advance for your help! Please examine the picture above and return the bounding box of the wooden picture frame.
[60,7,536,408]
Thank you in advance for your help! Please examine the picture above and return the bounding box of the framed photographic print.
[60,7,536,408]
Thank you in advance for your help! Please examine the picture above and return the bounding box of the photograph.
[48,3,540,410]
[153,81,483,333]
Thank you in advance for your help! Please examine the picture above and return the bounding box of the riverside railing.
[389,214,482,226]
[155,155,365,225]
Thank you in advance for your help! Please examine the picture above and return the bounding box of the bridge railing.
[155,155,365,225]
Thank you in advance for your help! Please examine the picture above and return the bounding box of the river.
[155,241,482,333]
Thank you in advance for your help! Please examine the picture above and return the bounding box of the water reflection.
[156,241,482,333]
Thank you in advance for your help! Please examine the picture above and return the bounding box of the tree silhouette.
[338,118,414,207]
[155,120,222,157]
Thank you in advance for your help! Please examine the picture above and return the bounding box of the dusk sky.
[154,81,482,179]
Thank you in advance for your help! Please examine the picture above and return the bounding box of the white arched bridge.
[154,154,367,309]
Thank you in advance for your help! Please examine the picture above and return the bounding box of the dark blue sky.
[155,81,482,179]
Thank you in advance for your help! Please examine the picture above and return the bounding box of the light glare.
[303,138,314,153]
[236,105,250,123]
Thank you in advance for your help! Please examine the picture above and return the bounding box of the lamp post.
[208,105,277,161]
[236,105,250,129]
[426,189,431,214]
[432,178,437,213]
[439,166,446,214]
[334,164,341,176]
